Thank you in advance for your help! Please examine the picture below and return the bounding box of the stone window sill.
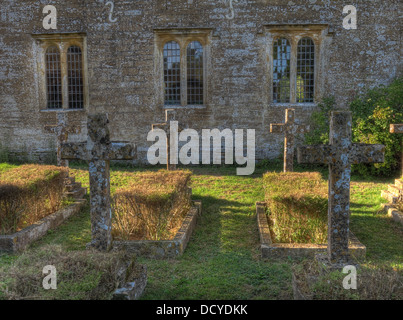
[40,108,86,113]
[270,103,317,108]
[163,105,206,110]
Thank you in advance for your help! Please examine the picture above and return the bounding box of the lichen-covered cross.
[270,109,309,172]
[61,114,135,251]
[44,112,81,167]
[390,124,403,176]
[297,111,385,266]
[152,109,179,170]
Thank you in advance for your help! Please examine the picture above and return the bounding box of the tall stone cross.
[270,108,309,172]
[297,111,385,267]
[61,114,135,251]
[390,124,403,177]
[152,109,179,170]
[44,112,81,167]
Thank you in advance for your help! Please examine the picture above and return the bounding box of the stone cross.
[297,111,385,267]
[270,108,309,172]
[152,109,178,170]
[390,124,403,176]
[44,112,81,167]
[61,114,135,251]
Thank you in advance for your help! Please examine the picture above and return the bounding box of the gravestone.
[270,109,309,172]
[297,111,385,267]
[61,114,135,251]
[152,109,178,170]
[44,112,81,167]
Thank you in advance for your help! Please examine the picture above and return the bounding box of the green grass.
[0,163,17,173]
[0,162,402,300]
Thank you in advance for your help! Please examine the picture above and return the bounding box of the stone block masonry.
[0,1,401,163]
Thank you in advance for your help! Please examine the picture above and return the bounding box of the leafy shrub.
[304,96,336,145]
[263,172,328,244]
[350,78,403,176]
[112,170,192,241]
[0,164,68,234]
[304,79,403,177]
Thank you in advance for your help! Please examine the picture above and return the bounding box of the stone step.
[381,190,399,204]
[65,176,76,184]
[66,187,87,200]
[395,179,403,189]
[388,185,403,197]
[65,182,82,192]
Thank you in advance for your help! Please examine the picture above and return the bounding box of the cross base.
[315,253,359,273]
[86,241,113,252]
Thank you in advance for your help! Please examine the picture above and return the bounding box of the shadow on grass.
[351,213,403,266]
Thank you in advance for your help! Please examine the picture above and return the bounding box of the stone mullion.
[60,42,69,110]
[180,40,187,106]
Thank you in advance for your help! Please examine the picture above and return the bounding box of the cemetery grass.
[0,162,402,300]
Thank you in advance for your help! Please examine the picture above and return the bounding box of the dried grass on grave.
[263,172,328,244]
[0,244,143,300]
[112,170,192,241]
[0,165,68,235]
[292,260,403,300]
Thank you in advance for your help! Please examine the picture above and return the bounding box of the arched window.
[186,41,203,105]
[297,37,315,103]
[273,38,291,103]
[163,41,181,105]
[67,45,84,109]
[45,46,62,109]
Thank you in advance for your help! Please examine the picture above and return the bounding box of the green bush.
[304,78,403,177]
[304,96,335,145]
[350,78,403,176]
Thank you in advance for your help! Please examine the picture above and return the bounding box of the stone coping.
[113,201,202,259]
[256,202,366,259]
[382,204,403,226]
[112,263,147,300]
[0,199,86,253]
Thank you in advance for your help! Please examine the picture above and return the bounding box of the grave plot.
[0,245,147,300]
[257,172,366,259]
[0,164,86,253]
[111,170,202,259]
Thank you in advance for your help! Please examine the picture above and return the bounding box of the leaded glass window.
[297,38,315,103]
[45,46,62,109]
[273,38,291,103]
[187,41,203,105]
[67,46,84,109]
[163,41,181,105]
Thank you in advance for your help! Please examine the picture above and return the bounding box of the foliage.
[304,96,336,145]
[350,78,403,176]
[263,171,328,244]
[0,164,68,234]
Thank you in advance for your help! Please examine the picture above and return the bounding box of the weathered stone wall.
[0,0,401,163]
